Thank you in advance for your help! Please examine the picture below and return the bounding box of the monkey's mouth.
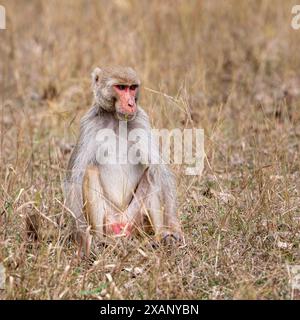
[115,112,136,121]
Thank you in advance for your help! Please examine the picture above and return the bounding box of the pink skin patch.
[114,85,138,114]
[110,223,132,237]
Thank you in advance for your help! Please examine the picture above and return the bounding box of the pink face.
[113,84,138,116]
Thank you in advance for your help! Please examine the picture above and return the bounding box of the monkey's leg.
[145,185,184,244]
[125,169,182,242]
[64,181,92,256]
[82,165,109,239]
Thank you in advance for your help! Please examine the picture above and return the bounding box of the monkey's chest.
[96,127,148,209]
[99,164,145,210]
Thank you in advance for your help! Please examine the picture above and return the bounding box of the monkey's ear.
[91,67,102,84]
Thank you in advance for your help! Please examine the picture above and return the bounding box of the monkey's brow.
[117,83,139,86]
[115,79,138,83]
[106,78,139,87]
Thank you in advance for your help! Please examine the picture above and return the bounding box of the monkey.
[64,66,183,255]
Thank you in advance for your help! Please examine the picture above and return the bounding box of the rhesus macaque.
[64,66,183,255]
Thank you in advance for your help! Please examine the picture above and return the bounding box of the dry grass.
[1,0,300,299]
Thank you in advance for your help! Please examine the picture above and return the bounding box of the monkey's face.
[92,67,140,121]
[112,84,139,121]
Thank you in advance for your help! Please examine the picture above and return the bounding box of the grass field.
[1,0,300,299]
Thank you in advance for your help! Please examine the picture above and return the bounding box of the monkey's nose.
[127,98,135,108]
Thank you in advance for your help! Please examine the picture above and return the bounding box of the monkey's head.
[92,66,141,121]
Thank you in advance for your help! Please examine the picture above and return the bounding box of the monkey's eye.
[130,85,138,90]
[116,85,126,90]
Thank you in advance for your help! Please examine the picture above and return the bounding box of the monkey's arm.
[64,107,100,237]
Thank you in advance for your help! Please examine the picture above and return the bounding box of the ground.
[0,0,300,299]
